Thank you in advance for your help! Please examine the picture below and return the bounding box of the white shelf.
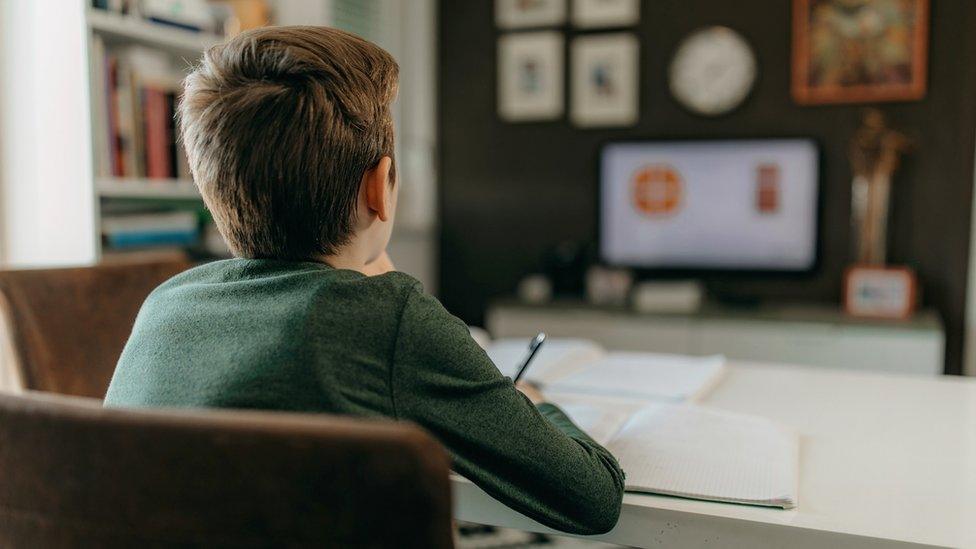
[97,177,201,200]
[87,9,220,55]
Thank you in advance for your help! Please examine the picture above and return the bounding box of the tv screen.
[600,139,819,272]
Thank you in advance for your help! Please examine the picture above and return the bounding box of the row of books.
[102,211,199,249]
[91,38,192,181]
[91,0,223,34]
[101,209,232,257]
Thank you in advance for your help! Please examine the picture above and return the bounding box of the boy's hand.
[363,251,396,276]
[517,382,546,405]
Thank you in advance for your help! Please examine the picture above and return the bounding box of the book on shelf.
[102,211,200,249]
[142,0,218,33]
[100,246,191,265]
[91,0,222,34]
[92,38,193,184]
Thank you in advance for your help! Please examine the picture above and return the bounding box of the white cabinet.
[487,301,946,375]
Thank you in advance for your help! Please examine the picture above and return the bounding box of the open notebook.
[481,336,799,509]
[485,338,726,402]
[555,397,799,509]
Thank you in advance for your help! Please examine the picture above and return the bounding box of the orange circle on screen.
[631,165,683,216]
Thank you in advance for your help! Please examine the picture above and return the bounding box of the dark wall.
[438,0,976,374]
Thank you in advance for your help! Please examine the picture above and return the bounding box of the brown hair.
[179,26,399,259]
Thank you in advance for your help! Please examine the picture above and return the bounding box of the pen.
[513,332,546,384]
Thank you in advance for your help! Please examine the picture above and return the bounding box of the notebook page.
[545,352,726,402]
[486,338,605,384]
[608,405,799,508]
[545,392,659,446]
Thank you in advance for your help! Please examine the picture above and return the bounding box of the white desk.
[452,363,976,548]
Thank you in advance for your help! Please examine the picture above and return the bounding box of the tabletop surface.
[454,362,976,547]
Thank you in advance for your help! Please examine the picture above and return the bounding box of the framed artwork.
[498,31,564,122]
[844,265,917,320]
[496,0,566,29]
[792,0,929,105]
[570,33,638,127]
[572,0,639,28]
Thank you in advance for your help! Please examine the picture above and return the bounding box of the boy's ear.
[363,156,394,222]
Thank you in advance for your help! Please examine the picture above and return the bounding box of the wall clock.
[669,26,758,116]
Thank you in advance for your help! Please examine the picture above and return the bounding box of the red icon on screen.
[756,163,780,214]
[631,165,683,217]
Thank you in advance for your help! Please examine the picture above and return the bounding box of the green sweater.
[105,259,624,535]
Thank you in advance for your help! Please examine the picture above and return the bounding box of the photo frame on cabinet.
[844,265,918,320]
[498,31,565,122]
[570,33,639,127]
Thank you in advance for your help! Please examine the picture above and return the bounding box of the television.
[599,138,820,272]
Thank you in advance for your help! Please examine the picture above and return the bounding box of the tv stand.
[486,299,945,375]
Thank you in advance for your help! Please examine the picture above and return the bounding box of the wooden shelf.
[87,9,220,55]
[97,177,201,200]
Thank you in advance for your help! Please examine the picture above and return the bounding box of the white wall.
[383,0,438,293]
[272,0,332,26]
[0,0,96,267]
[275,0,439,292]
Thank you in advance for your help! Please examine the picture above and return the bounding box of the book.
[483,336,798,508]
[102,211,199,249]
[485,338,726,402]
[142,0,216,33]
[559,401,799,509]
[98,46,187,182]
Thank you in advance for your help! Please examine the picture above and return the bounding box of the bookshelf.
[1,0,434,290]
[96,177,200,200]
[85,4,222,261]
[87,10,220,54]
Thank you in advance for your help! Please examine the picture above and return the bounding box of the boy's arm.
[391,285,625,535]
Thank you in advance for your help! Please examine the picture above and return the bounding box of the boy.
[104,26,624,535]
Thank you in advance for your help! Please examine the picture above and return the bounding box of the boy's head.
[179,26,399,262]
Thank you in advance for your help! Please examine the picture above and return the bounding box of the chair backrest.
[0,391,454,548]
[0,260,190,397]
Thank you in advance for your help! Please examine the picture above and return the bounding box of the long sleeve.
[390,285,625,535]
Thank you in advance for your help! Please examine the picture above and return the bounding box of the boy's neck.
[319,245,370,273]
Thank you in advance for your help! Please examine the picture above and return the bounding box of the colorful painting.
[792,0,929,104]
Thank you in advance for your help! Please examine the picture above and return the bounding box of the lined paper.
[546,352,726,402]
[608,405,798,508]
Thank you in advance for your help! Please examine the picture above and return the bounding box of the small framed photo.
[572,0,639,28]
[570,33,639,127]
[498,31,564,122]
[496,0,566,29]
[792,0,929,104]
[844,265,918,320]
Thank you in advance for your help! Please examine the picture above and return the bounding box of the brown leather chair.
[0,391,454,548]
[0,260,190,398]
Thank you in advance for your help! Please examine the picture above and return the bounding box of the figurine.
[848,108,911,265]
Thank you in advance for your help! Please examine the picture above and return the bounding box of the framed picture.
[792,0,929,105]
[572,0,639,28]
[844,265,918,320]
[498,31,564,122]
[570,33,638,127]
[496,0,566,29]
